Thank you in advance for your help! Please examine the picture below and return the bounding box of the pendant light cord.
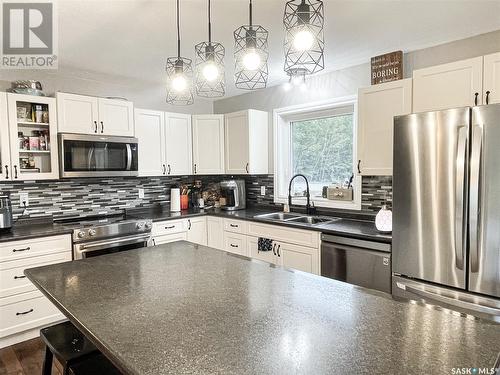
[208,0,212,43]
[249,0,253,26]
[176,0,181,58]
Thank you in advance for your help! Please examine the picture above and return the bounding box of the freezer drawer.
[321,237,391,294]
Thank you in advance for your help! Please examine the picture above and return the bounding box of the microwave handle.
[87,147,95,170]
[126,144,132,171]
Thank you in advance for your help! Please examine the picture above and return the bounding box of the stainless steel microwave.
[59,133,138,178]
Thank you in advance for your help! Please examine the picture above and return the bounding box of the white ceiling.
[57,0,500,99]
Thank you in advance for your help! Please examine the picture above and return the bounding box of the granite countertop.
[0,221,73,243]
[25,243,500,375]
[127,206,392,243]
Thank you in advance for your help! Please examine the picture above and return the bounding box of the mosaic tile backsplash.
[0,175,391,220]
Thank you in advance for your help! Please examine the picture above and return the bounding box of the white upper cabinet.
[57,93,134,136]
[412,56,483,112]
[0,93,11,181]
[56,93,98,134]
[483,52,500,105]
[192,114,225,175]
[225,109,268,175]
[135,109,166,177]
[165,113,192,175]
[7,94,59,180]
[357,78,412,175]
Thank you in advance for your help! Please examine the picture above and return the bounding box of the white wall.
[213,29,500,171]
[0,67,213,114]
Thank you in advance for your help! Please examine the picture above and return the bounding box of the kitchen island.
[25,242,500,375]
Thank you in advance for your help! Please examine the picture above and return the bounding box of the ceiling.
[57,0,500,99]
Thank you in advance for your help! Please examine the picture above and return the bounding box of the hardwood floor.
[0,338,62,375]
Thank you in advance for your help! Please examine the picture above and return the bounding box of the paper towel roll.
[170,188,181,212]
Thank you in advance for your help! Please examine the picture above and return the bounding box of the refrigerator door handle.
[455,127,467,270]
[470,125,483,273]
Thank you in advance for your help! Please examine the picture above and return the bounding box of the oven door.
[59,133,138,178]
[73,233,151,260]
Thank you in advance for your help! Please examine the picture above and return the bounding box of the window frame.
[273,95,361,210]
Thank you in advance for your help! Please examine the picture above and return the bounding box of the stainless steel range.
[56,215,153,260]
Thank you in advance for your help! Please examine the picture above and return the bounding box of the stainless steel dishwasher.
[321,234,392,293]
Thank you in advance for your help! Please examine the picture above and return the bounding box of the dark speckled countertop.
[0,221,73,243]
[25,242,500,375]
[127,206,392,243]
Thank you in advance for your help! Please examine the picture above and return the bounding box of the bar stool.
[40,321,99,375]
[68,353,122,375]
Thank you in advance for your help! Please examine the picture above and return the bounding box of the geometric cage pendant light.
[195,0,225,97]
[166,0,194,105]
[283,0,324,77]
[234,0,269,90]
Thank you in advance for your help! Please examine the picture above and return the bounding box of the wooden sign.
[371,51,403,85]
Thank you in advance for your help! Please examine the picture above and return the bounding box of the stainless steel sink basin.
[253,212,339,226]
[253,212,301,221]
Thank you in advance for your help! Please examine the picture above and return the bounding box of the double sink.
[253,212,340,227]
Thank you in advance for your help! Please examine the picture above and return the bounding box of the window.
[274,96,361,210]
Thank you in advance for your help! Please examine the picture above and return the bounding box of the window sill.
[274,196,361,211]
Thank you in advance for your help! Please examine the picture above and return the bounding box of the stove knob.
[77,231,86,239]
[88,229,96,237]
[145,222,152,230]
[136,222,144,230]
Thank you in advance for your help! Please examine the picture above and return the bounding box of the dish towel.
[258,238,273,252]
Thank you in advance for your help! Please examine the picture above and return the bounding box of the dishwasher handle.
[321,234,391,253]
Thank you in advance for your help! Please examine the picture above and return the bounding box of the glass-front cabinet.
[4,93,59,180]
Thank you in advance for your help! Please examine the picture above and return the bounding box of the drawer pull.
[165,225,176,229]
[230,244,239,248]
[14,275,27,279]
[16,309,34,316]
[230,224,239,228]
[12,246,31,252]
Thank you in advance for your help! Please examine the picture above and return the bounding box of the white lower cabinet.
[186,217,207,246]
[0,235,72,349]
[248,237,275,264]
[207,217,224,250]
[277,241,319,275]
[151,217,207,247]
[223,232,248,256]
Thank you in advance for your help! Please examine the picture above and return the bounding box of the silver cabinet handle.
[470,125,483,273]
[454,126,467,270]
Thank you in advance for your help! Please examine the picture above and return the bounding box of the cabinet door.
[0,93,11,181]
[207,217,224,250]
[186,217,207,246]
[247,237,276,265]
[357,78,412,175]
[483,52,500,105]
[413,56,483,112]
[223,232,247,256]
[7,94,59,180]
[97,98,134,136]
[225,111,249,174]
[192,115,225,174]
[56,92,99,134]
[247,109,269,174]
[135,109,165,177]
[165,113,192,175]
[276,242,319,275]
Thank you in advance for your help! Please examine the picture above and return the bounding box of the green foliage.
[291,114,353,188]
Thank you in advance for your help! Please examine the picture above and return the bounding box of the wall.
[0,175,391,221]
[0,67,213,115]
[213,29,500,171]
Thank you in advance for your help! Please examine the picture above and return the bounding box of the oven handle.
[75,233,151,254]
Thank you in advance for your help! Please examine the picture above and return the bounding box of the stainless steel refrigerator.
[392,103,500,319]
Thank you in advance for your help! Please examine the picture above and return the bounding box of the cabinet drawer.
[152,220,187,236]
[0,235,72,263]
[0,291,63,338]
[223,232,247,256]
[247,222,319,248]
[0,252,72,298]
[247,237,276,265]
[223,219,247,234]
[153,232,187,246]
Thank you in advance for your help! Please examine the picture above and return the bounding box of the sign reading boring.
[371,51,402,85]
[1,0,58,69]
